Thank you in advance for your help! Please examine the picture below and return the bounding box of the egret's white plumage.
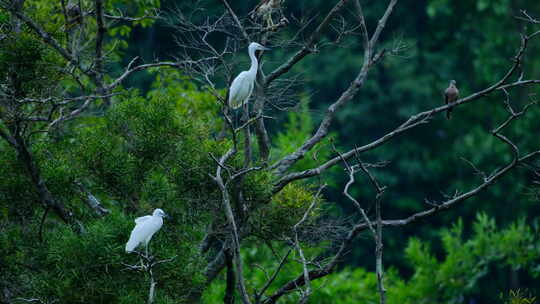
[135,215,152,224]
[125,208,167,254]
[228,42,270,109]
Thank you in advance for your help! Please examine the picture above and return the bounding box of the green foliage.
[0,31,63,99]
[69,77,226,214]
[0,145,36,219]
[273,97,334,173]
[0,71,290,302]
[250,182,322,240]
[205,215,540,303]
[18,211,203,303]
[499,289,538,304]
[390,214,540,303]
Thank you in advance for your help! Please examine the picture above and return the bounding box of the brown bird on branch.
[444,80,459,119]
[252,0,283,28]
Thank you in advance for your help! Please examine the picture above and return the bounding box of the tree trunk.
[224,248,236,304]
[11,132,78,227]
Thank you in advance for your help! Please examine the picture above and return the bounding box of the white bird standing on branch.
[125,208,168,256]
[228,42,270,110]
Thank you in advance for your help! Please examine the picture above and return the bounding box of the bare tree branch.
[293,184,326,304]
[265,0,351,85]
[123,254,176,304]
[274,28,539,192]
[210,148,252,304]
[341,148,387,304]
[255,248,293,303]
[516,10,540,24]
[272,0,399,176]
[219,0,250,41]
[94,0,106,80]
[103,9,160,22]
[106,60,185,90]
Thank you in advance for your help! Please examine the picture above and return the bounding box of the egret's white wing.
[229,71,255,109]
[141,217,164,244]
[125,216,164,252]
[126,220,146,252]
[135,215,151,224]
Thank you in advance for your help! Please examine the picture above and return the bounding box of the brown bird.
[253,0,283,28]
[444,80,459,119]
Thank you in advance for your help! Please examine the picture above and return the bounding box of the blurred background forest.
[1,0,540,303]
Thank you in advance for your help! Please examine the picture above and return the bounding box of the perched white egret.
[228,42,270,109]
[125,208,167,255]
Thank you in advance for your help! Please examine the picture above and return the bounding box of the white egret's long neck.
[248,47,258,74]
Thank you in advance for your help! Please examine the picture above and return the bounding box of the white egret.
[228,42,270,109]
[125,208,168,256]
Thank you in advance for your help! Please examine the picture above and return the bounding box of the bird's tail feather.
[446,107,452,120]
[125,238,138,253]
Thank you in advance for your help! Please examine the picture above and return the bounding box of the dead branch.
[254,248,293,303]
[292,184,326,304]
[272,0,398,176]
[264,0,352,85]
[209,147,251,304]
[219,0,250,41]
[274,27,540,192]
[123,253,177,304]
